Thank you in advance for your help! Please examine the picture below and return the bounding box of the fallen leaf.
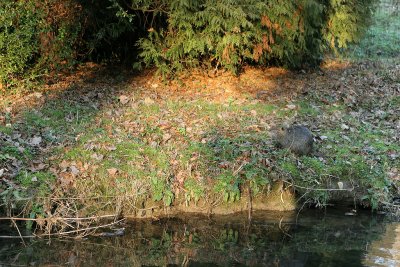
[337,182,344,189]
[34,92,43,98]
[176,171,185,185]
[341,124,350,130]
[342,135,351,141]
[159,121,171,130]
[119,95,130,104]
[144,97,155,105]
[105,145,117,151]
[107,168,118,176]
[286,104,297,110]
[29,163,48,172]
[163,133,172,142]
[91,153,104,160]
[59,160,69,170]
[70,166,80,176]
[30,136,42,146]
[59,172,75,189]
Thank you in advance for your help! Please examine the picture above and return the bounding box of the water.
[0,208,399,267]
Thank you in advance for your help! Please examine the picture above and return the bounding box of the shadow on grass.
[0,64,139,216]
[1,48,399,225]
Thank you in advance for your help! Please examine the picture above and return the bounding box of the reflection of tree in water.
[0,210,389,266]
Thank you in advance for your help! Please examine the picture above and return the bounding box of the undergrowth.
[0,2,398,231]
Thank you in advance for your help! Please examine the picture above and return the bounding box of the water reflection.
[363,223,400,267]
[0,208,398,266]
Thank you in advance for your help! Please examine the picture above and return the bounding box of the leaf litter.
[0,56,398,222]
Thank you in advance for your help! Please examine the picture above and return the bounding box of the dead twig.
[0,219,125,239]
[282,179,355,192]
[11,219,26,246]
[233,162,248,176]
[0,214,119,222]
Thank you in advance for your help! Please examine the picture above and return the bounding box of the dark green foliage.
[0,0,136,86]
[78,0,137,63]
[0,1,42,83]
[137,0,378,76]
[0,0,378,85]
[0,0,83,85]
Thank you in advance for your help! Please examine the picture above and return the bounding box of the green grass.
[15,171,56,198]
[12,82,396,213]
[2,2,399,218]
[0,125,13,135]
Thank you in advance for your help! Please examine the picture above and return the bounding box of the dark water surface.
[0,208,399,266]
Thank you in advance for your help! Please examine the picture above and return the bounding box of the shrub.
[137,0,378,76]
[0,0,136,87]
[0,0,378,84]
[0,0,84,85]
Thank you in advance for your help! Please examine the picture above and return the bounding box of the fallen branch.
[12,193,146,201]
[11,219,26,246]
[0,214,119,222]
[0,219,125,239]
[43,218,125,237]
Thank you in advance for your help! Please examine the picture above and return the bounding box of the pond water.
[0,207,399,267]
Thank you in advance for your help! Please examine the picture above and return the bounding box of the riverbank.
[0,3,399,230]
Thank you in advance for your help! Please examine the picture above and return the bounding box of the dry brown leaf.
[70,165,80,176]
[59,160,69,170]
[107,168,118,176]
[144,97,155,105]
[58,172,75,189]
[163,133,172,142]
[91,153,104,160]
[119,95,130,104]
[105,145,117,151]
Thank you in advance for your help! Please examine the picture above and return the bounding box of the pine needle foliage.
[136,0,378,76]
[0,0,378,84]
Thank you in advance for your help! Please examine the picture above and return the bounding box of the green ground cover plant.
[0,1,398,234]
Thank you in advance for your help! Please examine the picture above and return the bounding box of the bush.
[0,0,136,87]
[0,0,378,85]
[0,0,82,85]
[137,0,378,76]
[0,1,41,84]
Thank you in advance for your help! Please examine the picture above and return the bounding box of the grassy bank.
[0,3,399,230]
